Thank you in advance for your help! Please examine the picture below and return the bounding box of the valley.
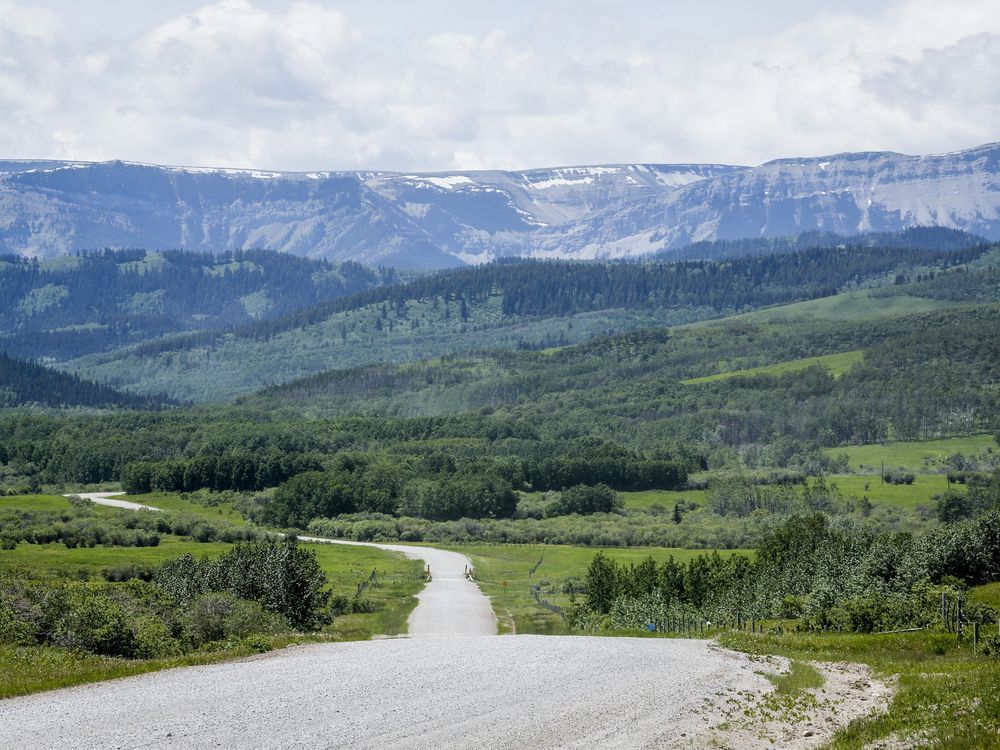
[1,200,999,750]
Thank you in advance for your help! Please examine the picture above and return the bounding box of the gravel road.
[69,493,497,637]
[67,491,162,512]
[300,537,497,637]
[0,636,772,749]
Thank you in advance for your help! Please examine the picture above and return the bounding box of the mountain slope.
[0,353,169,410]
[61,242,991,402]
[251,300,1000,450]
[553,144,1000,259]
[2,142,998,269]
[0,249,393,360]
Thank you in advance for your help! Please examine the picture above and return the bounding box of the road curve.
[67,492,497,637]
[301,536,497,636]
[0,636,770,749]
[67,491,162,512]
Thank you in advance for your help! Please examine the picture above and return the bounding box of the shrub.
[156,539,331,630]
[185,592,288,647]
[981,634,1000,659]
[132,615,182,659]
[57,591,138,657]
[546,484,621,517]
[884,470,915,485]
[102,564,156,583]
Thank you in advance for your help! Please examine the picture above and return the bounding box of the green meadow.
[824,434,998,473]
[681,349,864,384]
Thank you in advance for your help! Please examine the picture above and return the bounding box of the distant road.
[68,491,162,512]
[67,492,497,637]
[0,636,771,749]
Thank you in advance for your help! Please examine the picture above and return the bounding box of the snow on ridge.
[402,175,475,189]
[162,165,286,179]
[452,250,494,266]
[653,171,706,188]
[527,176,595,190]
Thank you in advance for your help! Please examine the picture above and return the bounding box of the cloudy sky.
[2,0,998,171]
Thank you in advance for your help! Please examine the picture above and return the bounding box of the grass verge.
[720,630,1000,749]
[0,635,335,700]
[763,659,824,696]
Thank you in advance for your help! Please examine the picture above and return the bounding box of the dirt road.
[0,636,774,749]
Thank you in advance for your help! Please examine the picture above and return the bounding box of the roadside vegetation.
[0,495,423,698]
[721,631,1000,749]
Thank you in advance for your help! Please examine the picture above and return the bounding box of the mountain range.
[2,142,998,270]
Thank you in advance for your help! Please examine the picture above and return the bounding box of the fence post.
[957,594,963,641]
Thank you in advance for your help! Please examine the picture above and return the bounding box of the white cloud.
[0,0,997,171]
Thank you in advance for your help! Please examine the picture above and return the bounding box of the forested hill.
[0,249,395,361]
[63,241,993,402]
[254,299,1000,451]
[661,227,983,262]
[0,353,169,410]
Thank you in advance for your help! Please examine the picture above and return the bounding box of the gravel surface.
[301,538,497,637]
[0,636,773,749]
[67,491,162,512]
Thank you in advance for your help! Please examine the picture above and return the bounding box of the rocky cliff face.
[1,143,997,269]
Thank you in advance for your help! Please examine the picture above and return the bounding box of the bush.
[185,592,288,647]
[884,470,915,485]
[102,564,156,583]
[156,539,332,630]
[57,591,138,657]
[981,634,1000,659]
[546,484,621,517]
[780,595,806,619]
[132,615,182,659]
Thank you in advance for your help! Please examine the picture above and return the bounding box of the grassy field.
[617,476,945,512]
[720,630,1000,749]
[0,534,422,639]
[824,434,998,473]
[970,582,1000,610]
[682,350,863,384]
[744,290,956,323]
[0,493,424,632]
[123,492,247,523]
[309,543,424,639]
[827,473,950,509]
[617,488,707,510]
[1,494,116,513]
[0,537,234,578]
[452,544,748,635]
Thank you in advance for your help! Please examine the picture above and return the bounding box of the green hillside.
[0,353,170,410]
[0,249,393,361]
[63,243,991,401]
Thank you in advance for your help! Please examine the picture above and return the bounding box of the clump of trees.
[155,539,331,630]
[936,469,1000,523]
[0,501,270,551]
[545,484,621,516]
[121,452,323,494]
[573,509,1000,634]
[0,540,332,660]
